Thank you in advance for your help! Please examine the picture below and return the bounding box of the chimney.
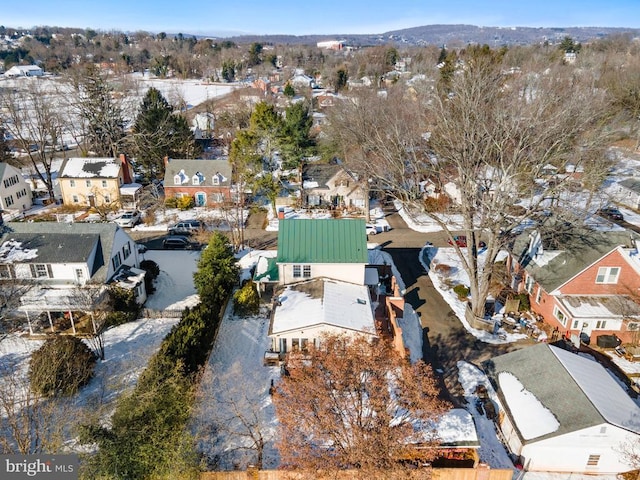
[120,154,133,184]
[164,156,170,168]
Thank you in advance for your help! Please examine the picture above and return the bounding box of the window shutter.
[29,264,36,277]
[47,265,53,278]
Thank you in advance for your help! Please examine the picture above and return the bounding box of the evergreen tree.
[283,83,295,98]
[131,87,199,179]
[333,66,348,92]
[193,232,239,307]
[71,64,126,157]
[278,101,314,169]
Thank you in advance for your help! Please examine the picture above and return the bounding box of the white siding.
[270,323,375,353]
[519,424,638,473]
[278,262,364,285]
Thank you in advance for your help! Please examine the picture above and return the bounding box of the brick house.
[507,226,640,344]
[162,157,233,207]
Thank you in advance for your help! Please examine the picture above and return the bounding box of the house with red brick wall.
[162,157,233,207]
[507,225,640,344]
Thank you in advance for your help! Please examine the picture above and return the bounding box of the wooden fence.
[201,466,513,480]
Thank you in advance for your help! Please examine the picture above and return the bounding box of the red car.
[448,235,486,249]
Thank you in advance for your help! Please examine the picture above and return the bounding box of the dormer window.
[192,172,205,185]
[174,169,188,185]
[174,175,181,185]
[212,175,220,186]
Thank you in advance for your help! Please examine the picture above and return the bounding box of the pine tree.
[131,87,199,179]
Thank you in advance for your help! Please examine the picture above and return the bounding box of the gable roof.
[0,222,122,283]
[302,163,341,189]
[0,162,21,181]
[270,278,376,335]
[619,178,640,195]
[513,227,637,292]
[484,344,640,443]
[58,157,122,179]
[277,219,368,264]
[163,158,232,187]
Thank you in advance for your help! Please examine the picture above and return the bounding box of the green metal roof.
[253,256,279,283]
[276,219,368,264]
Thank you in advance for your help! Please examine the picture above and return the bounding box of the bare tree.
[272,334,448,476]
[0,80,65,200]
[327,49,610,319]
[0,354,69,454]
[195,361,276,470]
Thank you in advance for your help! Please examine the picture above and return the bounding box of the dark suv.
[162,236,195,249]
[598,207,624,221]
[167,219,205,236]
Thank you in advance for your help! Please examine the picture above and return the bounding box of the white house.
[613,178,640,210]
[268,218,376,355]
[0,222,146,334]
[5,65,43,77]
[486,343,640,473]
[0,162,32,214]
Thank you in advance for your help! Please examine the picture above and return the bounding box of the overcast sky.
[4,0,639,36]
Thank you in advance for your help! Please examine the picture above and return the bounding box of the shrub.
[453,284,470,300]
[514,292,531,312]
[140,259,160,294]
[233,281,260,316]
[164,196,178,208]
[176,195,195,210]
[29,336,97,397]
[107,285,140,322]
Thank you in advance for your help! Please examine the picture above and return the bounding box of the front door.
[195,192,206,207]
[88,194,96,207]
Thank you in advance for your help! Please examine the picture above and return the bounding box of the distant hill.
[222,24,640,47]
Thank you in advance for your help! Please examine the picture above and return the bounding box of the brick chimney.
[119,154,133,184]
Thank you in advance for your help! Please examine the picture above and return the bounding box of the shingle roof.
[619,178,640,195]
[163,158,232,187]
[58,157,122,178]
[276,219,368,264]
[0,222,119,283]
[302,163,340,189]
[484,344,640,444]
[513,227,637,292]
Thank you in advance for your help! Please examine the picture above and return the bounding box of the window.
[4,196,13,206]
[525,276,534,294]
[102,180,107,188]
[587,454,600,466]
[104,194,111,203]
[122,242,131,259]
[596,267,620,284]
[174,175,181,185]
[0,265,12,279]
[192,175,200,185]
[535,286,542,304]
[111,252,122,270]
[293,265,301,278]
[572,320,579,329]
[85,180,91,187]
[212,175,220,185]
[596,320,607,329]
[75,268,84,282]
[72,195,79,203]
[629,322,640,331]
[70,180,75,187]
[553,306,568,327]
[303,265,311,278]
[35,264,49,278]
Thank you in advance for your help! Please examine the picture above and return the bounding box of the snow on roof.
[60,157,121,178]
[498,371,559,440]
[271,279,376,335]
[433,408,479,446]
[119,183,143,195]
[0,239,38,262]
[550,345,640,434]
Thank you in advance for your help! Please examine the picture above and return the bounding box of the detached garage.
[484,343,640,474]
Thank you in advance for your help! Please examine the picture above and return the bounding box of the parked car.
[365,223,378,235]
[162,235,196,250]
[597,206,624,221]
[115,210,141,228]
[168,219,205,236]
[447,235,486,249]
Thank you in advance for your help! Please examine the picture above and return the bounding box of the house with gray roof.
[484,343,640,473]
[302,162,367,211]
[163,157,233,207]
[614,178,640,210]
[508,225,640,345]
[0,221,145,334]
